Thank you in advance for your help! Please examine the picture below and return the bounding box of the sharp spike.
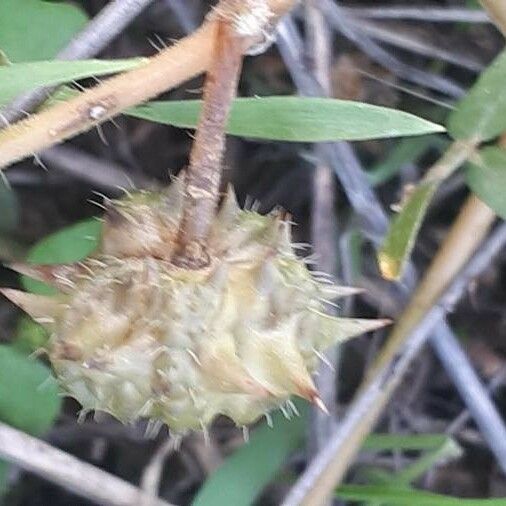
[311,394,329,415]
[200,340,272,398]
[0,289,63,327]
[217,185,241,225]
[312,310,392,350]
[163,175,185,218]
[207,262,229,292]
[7,262,82,293]
[318,284,365,300]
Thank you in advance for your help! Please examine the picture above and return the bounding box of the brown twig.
[174,19,244,267]
[0,0,296,171]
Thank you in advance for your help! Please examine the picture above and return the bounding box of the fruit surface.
[2,182,387,432]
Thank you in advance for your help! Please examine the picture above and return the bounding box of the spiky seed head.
[3,183,389,432]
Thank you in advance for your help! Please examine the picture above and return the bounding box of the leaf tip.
[377,251,401,281]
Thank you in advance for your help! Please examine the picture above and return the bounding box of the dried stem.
[480,0,506,34]
[0,0,156,125]
[0,0,296,170]
[174,20,244,267]
[305,0,339,457]
[0,421,174,506]
[283,196,500,506]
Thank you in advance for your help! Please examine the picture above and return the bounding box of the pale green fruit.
[2,182,388,432]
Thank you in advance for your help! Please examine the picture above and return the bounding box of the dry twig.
[0,422,175,506]
[0,0,297,170]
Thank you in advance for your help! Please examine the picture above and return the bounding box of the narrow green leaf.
[0,0,87,62]
[363,433,453,452]
[0,345,60,436]
[0,461,8,495]
[22,219,102,295]
[466,146,506,219]
[448,49,506,142]
[335,485,506,505]
[378,182,437,280]
[0,58,146,107]
[13,316,49,355]
[192,404,308,506]
[128,97,445,142]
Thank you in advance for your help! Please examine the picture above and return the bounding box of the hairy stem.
[0,0,296,170]
[174,20,244,267]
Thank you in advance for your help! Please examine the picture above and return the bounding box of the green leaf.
[13,316,50,355]
[0,58,146,107]
[466,147,506,219]
[128,97,445,142]
[0,461,8,495]
[363,433,455,452]
[0,344,60,436]
[0,1,99,131]
[22,219,102,295]
[335,485,506,505]
[377,182,437,280]
[0,0,88,62]
[192,403,308,506]
[448,49,506,142]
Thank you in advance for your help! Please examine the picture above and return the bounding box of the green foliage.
[13,316,49,355]
[0,0,88,62]
[129,97,445,142]
[22,219,102,295]
[0,58,146,107]
[0,345,60,435]
[335,485,506,505]
[378,45,506,279]
[466,147,506,219]
[448,49,506,142]
[378,182,436,280]
[193,403,307,506]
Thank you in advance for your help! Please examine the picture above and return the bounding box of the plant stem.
[480,0,506,34]
[0,0,296,171]
[283,197,501,506]
[305,0,339,457]
[372,195,495,376]
[174,20,243,267]
[0,0,156,126]
[0,422,174,506]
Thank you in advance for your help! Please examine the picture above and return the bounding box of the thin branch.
[1,0,156,125]
[140,438,175,505]
[163,0,200,33]
[174,18,244,267]
[349,19,483,72]
[41,145,154,190]
[276,16,390,246]
[305,0,339,457]
[277,11,506,497]
[0,421,175,506]
[0,0,297,170]
[283,206,505,506]
[342,6,490,24]
[433,324,506,467]
[317,0,465,98]
[480,0,506,34]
